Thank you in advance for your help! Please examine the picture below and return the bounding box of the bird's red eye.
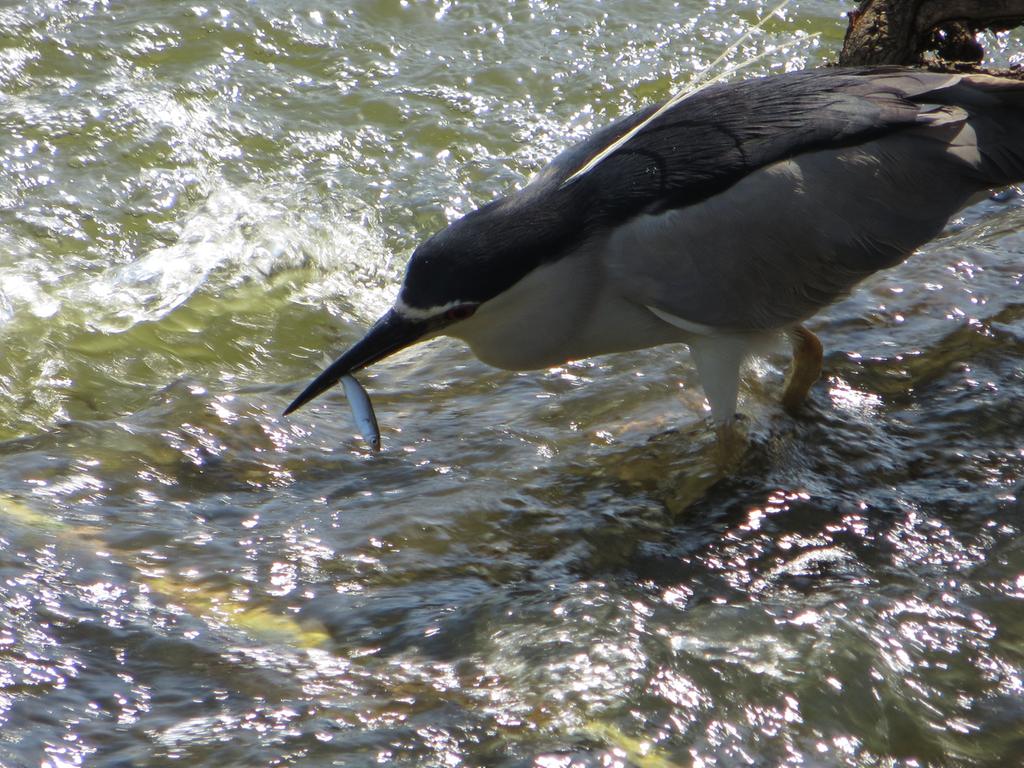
[444,304,477,322]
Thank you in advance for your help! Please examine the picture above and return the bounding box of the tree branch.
[839,0,1024,69]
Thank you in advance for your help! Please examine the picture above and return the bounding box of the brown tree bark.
[839,0,1024,71]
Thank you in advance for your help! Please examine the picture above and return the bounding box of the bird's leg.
[689,335,747,426]
[689,336,755,468]
[781,325,823,414]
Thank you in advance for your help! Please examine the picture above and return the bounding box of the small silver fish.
[340,374,381,451]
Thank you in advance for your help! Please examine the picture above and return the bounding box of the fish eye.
[444,304,477,322]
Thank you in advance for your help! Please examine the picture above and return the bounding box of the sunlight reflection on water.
[1,0,1024,765]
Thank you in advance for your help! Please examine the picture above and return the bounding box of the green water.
[2,1,1024,765]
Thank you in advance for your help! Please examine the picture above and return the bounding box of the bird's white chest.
[447,245,687,371]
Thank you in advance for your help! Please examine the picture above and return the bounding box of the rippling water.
[2,1,1024,766]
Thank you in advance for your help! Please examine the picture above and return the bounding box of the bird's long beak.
[283,309,428,415]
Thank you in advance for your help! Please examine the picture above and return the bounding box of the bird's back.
[551,68,1024,219]
[539,67,1024,332]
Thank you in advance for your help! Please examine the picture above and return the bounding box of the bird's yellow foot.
[782,325,823,415]
[713,416,748,468]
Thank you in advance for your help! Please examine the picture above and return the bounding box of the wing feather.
[542,68,964,225]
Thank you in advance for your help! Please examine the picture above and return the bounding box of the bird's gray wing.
[545,68,952,210]
[538,67,1024,330]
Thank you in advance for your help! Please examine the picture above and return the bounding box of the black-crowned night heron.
[285,66,1024,430]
